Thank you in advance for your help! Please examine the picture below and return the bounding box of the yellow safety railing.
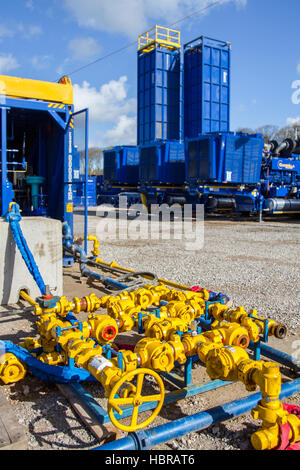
[138,25,181,53]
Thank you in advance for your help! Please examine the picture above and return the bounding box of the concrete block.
[0,217,63,305]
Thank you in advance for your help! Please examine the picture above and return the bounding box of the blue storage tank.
[186,133,264,184]
[137,46,181,145]
[184,36,231,138]
[139,141,185,185]
[103,146,139,185]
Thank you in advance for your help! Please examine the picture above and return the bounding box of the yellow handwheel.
[108,368,164,432]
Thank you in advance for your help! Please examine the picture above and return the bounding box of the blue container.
[103,146,139,185]
[186,133,264,184]
[73,175,97,206]
[184,36,231,138]
[137,47,181,145]
[139,141,185,185]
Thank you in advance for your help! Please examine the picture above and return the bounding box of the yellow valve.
[135,288,156,309]
[111,350,140,373]
[88,314,118,344]
[55,296,74,317]
[251,414,300,450]
[212,321,250,349]
[39,351,67,366]
[0,354,27,384]
[143,310,169,332]
[166,301,196,323]
[135,337,175,372]
[18,337,42,352]
[205,345,250,381]
[55,322,91,349]
[117,310,138,332]
[145,317,189,341]
[168,334,187,365]
[67,339,103,367]
[211,305,287,340]
[107,368,164,432]
[107,297,136,317]
[36,313,67,342]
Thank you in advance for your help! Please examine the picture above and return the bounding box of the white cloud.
[287,117,300,126]
[103,115,137,146]
[26,0,34,10]
[31,55,53,70]
[0,25,14,39]
[73,76,136,123]
[68,37,100,61]
[0,53,19,74]
[64,0,247,39]
[27,25,42,37]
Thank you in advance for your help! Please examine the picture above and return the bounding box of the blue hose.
[5,203,46,295]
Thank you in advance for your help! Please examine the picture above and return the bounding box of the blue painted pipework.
[95,377,300,450]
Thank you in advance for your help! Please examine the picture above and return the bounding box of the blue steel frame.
[71,108,89,253]
[0,96,89,251]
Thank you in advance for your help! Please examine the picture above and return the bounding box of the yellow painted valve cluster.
[0,281,295,449]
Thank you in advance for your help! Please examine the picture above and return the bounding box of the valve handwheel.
[108,368,165,432]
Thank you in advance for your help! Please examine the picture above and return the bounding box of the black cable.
[56,0,226,80]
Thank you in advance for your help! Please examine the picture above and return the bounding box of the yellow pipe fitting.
[68,339,103,367]
[197,341,223,363]
[111,350,140,373]
[205,345,250,381]
[251,413,300,450]
[181,333,206,357]
[75,235,100,257]
[83,293,105,313]
[87,235,100,256]
[134,338,175,372]
[88,314,118,344]
[135,288,156,309]
[36,313,67,341]
[213,321,250,349]
[143,310,169,332]
[38,351,67,366]
[210,303,229,321]
[251,362,282,405]
[166,301,196,323]
[56,323,91,349]
[187,298,206,318]
[116,309,139,332]
[145,317,189,341]
[212,306,287,341]
[18,337,42,352]
[54,296,74,317]
[88,358,123,397]
[107,297,136,317]
[168,334,187,365]
[0,353,27,384]
[19,290,42,315]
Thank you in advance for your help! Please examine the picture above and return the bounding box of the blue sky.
[0,0,299,147]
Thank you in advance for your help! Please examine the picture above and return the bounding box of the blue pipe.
[65,242,128,291]
[249,341,300,375]
[95,378,300,450]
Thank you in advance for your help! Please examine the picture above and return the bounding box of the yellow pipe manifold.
[1,284,293,448]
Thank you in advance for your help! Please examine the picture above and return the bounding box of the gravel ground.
[0,211,299,451]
